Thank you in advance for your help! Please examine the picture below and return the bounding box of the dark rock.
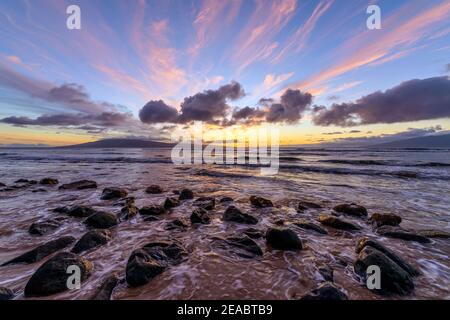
[250,195,273,208]
[172,190,180,195]
[354,246,414,295]
[145,185,164,194]
[190,208,211,224]
[194,197,215,210]
[163,197,180,209]
[243,228,264,239]
[370,213,402,227]
[101,187,128,200]
[24,252,92,297]
[15,179,37,184]
[143,216,160,222]
[84,211,118,229]
[32,188,47,193]
[179,188,194,200]
[333,203,368,217]
[219,196,233,203]
[28,219,61,235]
[126,242,187,287]
[113,196,135,207]
[317,265,334,282]
[297,201,322,212]
[119,203,139,220]
[39,178,59,185]
[265,228,302,250]
[223,206,258,224]
[59,180,97,190]
[0,287,14,300]
[140,205,167,216]
[293,219,328,235]
[165,218,189,230]
[90,274,119,300]
[318,214,361,231]
[274,219,285,226]
[418,230,450,239]
[355,237,420,276]
[299,282,347,300]
[376,225,431,243]
[1,236,75,266]
[72,230,111,254]
[0,182,5,187]
[54,205,97,218]
[224,236,263,258]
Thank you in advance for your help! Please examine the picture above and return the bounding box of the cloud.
[262,73,294,91]
[312,76,450,126]
[139,100,178,124]
[265,89,312,123]
[446,63,450,72]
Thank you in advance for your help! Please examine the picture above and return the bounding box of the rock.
[355,237,420,276]
[84,211,118,229]
[376,225,431,243]
[249,195,273,208]
[418,230,450,239]
[190,208,211,224]
[223,206,258,224]
[145,185,164,194]
[0,287,14,300]
[317,265,334,282]
[139,205,167,216]
[39,178,59,185]
[333,203,368,217]
[143,216,160,222]
[165,218,189,230]
[224,236,263,258]
[243,228,264,239]
[265,228,302,250]
[119,203,138,220]
[126,242,187,287]
[28,219,61,235]
[24,252,92,297]
[101,187,128,200]
[15,179,37,184]
[318,214,361,231]
[90,274,119,300]
[299,282,347,300]
[32,188,47,193]
[219,196,233,203]
[0,182,5,187]
[354,246,414,295]
[194,197,215,210]
[293,219,328,235]
[54,205,96,218]
[297,201,322,212]
[369,213,402,227]
[179,188,194,200]
[163,197,180,209]
[113,196,135,207]
[1,236,75,266]
[72,230,111,254]
[59,180,97,190]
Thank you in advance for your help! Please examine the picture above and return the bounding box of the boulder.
[190,208,211,224]
[369,213,402,227]
[355,237,420,276]
[15,179,37,184]
[101,187,128,200]
[194,197,215,210]
[299,282,348,300]
[293,219,328,235]
[179,188,194,200]
[119,203,138,220]
[249,195,273,208]
[90,274,119,300]
[333,203,368,217]
[113,196,135,207]
[376,226,431,243]
[145,185,164,194]
[317,265,334,282]
[1,236,75,266]
[59,180,97,190]
[0,287,14,300]
[224,236,263,258]
[139,205,167,216]
[39,178,59,185]
[54,205,96,218]
[163,197,180,209]
[72,230,111,254]
[318,214,361,231]
[126,242,187,287]
[297,201,322,212]
[28,219,61,235]
[24,252,92,297]
[219,196,234,203]
[0,182,5,187]
[265,228,302,250]
[354,246,414,295]
[223,206,258,224]
[418,230,450,239]
[84,211,118,229]
[165,218,189,230]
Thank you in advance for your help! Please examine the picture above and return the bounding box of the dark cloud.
[349,130,361,133]
[265,89,312,123]
[313,76,450,126]
[231,106,265,120]
[322,131,343,135]
[139,100,178,124]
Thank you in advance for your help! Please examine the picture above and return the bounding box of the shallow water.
[0,147,449,300]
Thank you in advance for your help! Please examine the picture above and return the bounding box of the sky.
[0,0,449,146]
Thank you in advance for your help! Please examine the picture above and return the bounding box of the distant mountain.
[61,138,174,149]
[370,133,450,149]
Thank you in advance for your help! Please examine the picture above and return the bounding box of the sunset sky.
[0,0,449,146]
